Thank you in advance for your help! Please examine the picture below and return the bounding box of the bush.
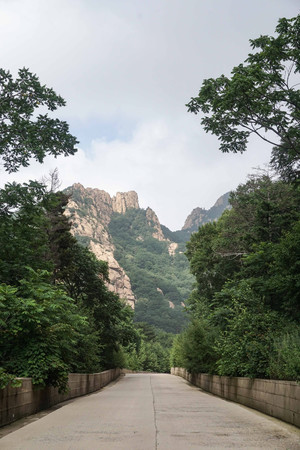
[0,270,100,390]
[215,296,282,378]
[169,333,185,368]
[170,320,218,374]
[268,332,300,381]
[122,324,174,373]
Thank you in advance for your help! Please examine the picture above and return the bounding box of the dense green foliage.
[0,70,139,389]
[0,182,138,390]
[172,174,300,380]
[0,270,99,391]
[0,68,78,173]
[187,15,300,182]
[122,323,174,373]
[170,319,218,374]
[177,18,300,380]
[109,208,193,333]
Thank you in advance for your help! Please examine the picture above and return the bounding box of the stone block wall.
[171,367,299,428]
[0,368,120,427]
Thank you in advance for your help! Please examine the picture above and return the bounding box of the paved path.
[0,373,299,449]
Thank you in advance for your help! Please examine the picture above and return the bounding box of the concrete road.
[0,373,299,449]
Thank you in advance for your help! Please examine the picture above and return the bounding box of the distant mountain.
[64,184,230,333]
[108,208,192,333]
[180,192,230,233]
[156,192,231,244]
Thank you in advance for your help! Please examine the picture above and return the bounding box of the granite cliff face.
[112,192,139,214]
[146,207,166,241]
[64,184,138,308]
[64,184,230,314]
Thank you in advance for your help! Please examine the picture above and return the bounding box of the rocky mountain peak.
[181,192,230,232]
[146,207,166,241]
[182,207,207,231]
[64,183,230,312]
[64,184,136,308]
[112,191,139,214]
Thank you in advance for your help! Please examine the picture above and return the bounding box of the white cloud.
[0,0,298,229]
[0,118,272,229]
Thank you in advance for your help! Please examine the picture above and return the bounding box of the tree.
[186,222,223,301]
[179,171,300,380]
[0,181,139,384]
[41,167,62,193]
[0,181,52,284]
[241,220,300,321]
[179,319,218,374]
[58,241,137,370]
[185,174,299,320]
[219,173,300,251]
[0,69,140,386]
[268,331,300,381]
[122,322,174,373]
[0,270,100,391]
[215,283,284,378]
[187,15,300,181]
[0,183,76,286]
[0,68,78,172]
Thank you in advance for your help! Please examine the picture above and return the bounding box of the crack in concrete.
[150,375,158,449]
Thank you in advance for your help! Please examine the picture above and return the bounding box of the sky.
[0,0,299,230]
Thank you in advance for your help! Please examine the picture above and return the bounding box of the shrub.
[268,332,300,381]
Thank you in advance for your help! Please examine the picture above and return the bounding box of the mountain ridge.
[64,183,230,330]
[181,191,231,232]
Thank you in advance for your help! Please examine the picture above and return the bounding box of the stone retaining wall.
[0,368,120,427]
[171,367,299,428]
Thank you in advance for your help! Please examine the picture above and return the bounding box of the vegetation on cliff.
[63,186,228,370]
[65,185,229,335]
[109,208,194,333]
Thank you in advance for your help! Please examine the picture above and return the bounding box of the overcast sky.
[0,0,299,230]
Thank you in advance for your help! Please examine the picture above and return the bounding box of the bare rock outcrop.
[146,207,166,241]
[182,207,207,231]
[64,184,137,308]
[89,241,135,308]
[112,191,139,214]
[168,242,178,256]
[181,193,230,232]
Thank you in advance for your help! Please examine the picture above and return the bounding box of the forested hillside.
[109,209,193,333]
[64,184,230,334]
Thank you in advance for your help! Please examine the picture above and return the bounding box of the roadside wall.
[171,367,299,428]
[0,368,120,427]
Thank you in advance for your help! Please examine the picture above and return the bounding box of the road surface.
[0,373,299,449]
